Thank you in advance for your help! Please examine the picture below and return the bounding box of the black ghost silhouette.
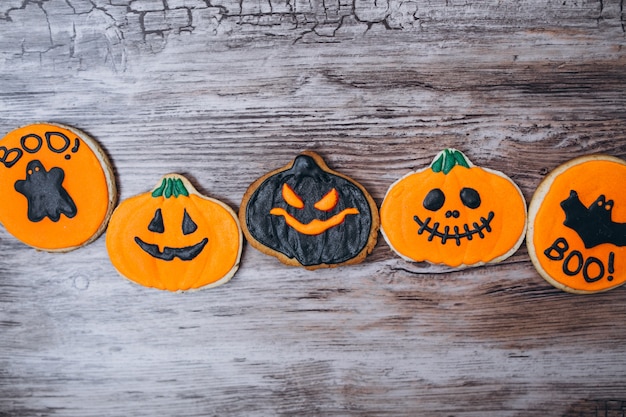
[14,160,77,222]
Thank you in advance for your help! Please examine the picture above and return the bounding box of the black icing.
[44,131,71,153]
[147,208,198,236]
[0,146,22,168]
[135,237,208,261]
[413,211,495,246]
[148,208,165,233]
[460,187,481,209]
[423,188,445,211]
[245,154,373,266]
[543,236,616,283]
[182,209,198,235]
[20,134,43,153]
[138,208,206,260]
[561,190,626,248]
[14,160,77,222]
[445,210,460,219]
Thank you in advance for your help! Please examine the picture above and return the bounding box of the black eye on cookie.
[423,187,482,217]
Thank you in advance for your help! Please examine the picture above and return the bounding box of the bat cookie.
[527,154,626,294]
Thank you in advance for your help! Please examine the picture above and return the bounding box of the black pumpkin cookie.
[240,151,379,269]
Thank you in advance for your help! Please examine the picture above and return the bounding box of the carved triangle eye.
[282,183,304,209]
[182,209,198,235]
[148,208,165,233]
[314,188,339,211]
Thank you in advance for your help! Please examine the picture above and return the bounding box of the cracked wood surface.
[1,0,626,416]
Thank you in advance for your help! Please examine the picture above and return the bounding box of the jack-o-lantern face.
[527,155,626,294]
[106,174,242,291]
[415,185,494,245]
[269,183,360,235]
[380,149,527,267]
[134,207,208,261]
[240,151,379,269]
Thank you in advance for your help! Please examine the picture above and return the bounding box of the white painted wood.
[1,0,626,415]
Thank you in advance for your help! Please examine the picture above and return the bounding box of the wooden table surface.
[1,1,626,416]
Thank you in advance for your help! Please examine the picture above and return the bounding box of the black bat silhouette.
[560,190,626,248]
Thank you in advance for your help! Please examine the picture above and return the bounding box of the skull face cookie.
[0,123,116,251]
[380,149,527,268]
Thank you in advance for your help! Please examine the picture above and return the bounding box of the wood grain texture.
[1,0,626,415]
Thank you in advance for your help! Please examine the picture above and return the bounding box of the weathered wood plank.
[1,0,626,415]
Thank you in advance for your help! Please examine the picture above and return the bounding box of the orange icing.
[106,175,242,291]
[381,162,527,267]
[0,123,114,251]
[313,188,339,211]
[281,183,304,209]
[530,157,626,293]
[269,207,360,235]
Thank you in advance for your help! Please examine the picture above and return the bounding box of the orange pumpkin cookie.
[240,151,379,269]
[527,155,626,294]
[106,174,243,291]
[0,123,116,251]
[380,149,527,268]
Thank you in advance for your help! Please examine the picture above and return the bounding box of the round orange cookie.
[106,174,243,291]
[0,123,116,251]
[527,155,626,294]
[380,149,527,268]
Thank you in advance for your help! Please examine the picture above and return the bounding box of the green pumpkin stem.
[152,177,190,198]
[430,149,471,174]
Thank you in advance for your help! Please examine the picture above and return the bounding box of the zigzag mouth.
[135,237,209,261]
[413,212,495,246]
[269,207,359,235]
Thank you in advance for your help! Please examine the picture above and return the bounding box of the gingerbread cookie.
[106,174,243,291]
[240,151,379,269]
[380,149,527,268]
[527,154,626,294]
[0,123,116,251]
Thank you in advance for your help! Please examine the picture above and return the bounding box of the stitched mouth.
[413,212,495,246]
[134,237,209,261]
[269,207,359,235]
